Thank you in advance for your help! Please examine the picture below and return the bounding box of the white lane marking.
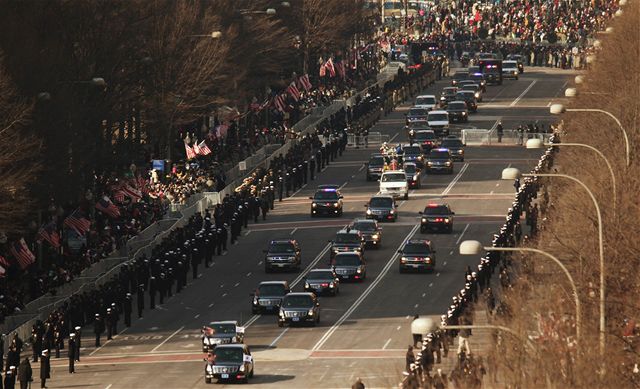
[290,183,308,199]
[222,293,227,297]
[383,338,392,350]
[90,328,128,356]
[151,326,184,353]
[398,200,406,207]
[358,165,365,172]
[455,223,471,245]
[449,251,454,255]
[443,261,447,266]
[234,282,240,287]
[245,243,332,329]
[105,385,113,389]
[246,272,252,277]
[510,80,537,107]
[220,284,224,288]
[495,183,500,187]
[338,181,349,190]
[429,282,433,287]
[312,224,420,351]
[258,261,263,265]
[436,273,440,277]
[440,163,469,196]
[244,231,251,236]
[421,293,426,297]
[290,228,298,235]
[351,174,355,178]
[208,303,214,308]
[269,328,290,348]
[194,314,200,319]
[490,190,494,195]
[414,304,419,308]
[389,133,399,142]
[396,326,402,331]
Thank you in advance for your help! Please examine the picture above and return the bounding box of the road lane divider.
[151,326,184,353]
[510,80,537,107]
[440,163,469,196]
[311,224,420,351]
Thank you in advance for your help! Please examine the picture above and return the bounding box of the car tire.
[205,378,212,384]
[404,193,409,200]
[249,368,254,378]
[277,321,284,328]
[338,209,343,217]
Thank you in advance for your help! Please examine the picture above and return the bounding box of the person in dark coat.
[124,294,132,327]
[39,350,50,389]
[68,334,76,373]
[5,347,19,372]
[4,366,16,389]
[94,313,105,347]
[74,326,81,362]
[18,358,32,389]
[405,345,415,372]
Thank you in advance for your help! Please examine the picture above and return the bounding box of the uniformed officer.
[5,366,16,389]
[93,314,104,347]
[204,237,213,267]
[111,303,120,334]
[68,334,76,373]
[74,326,81,362]
[40,350,50,389]
[285,172,291,196]
[137,284,145,318]
[309,157,316,180]
[158,273,166,304]
[191,247,200,279]
[124,294,132,327]
[105,308,114,340]
[277,173,284,202]
[302,160,308,184]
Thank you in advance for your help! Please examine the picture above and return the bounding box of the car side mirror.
[335,278,340,283]
[451,212,456,215]
[308,196,313,200]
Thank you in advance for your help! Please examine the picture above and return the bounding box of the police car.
[310,186,343,217]
[419,203,455,233]
[201,321,245,352]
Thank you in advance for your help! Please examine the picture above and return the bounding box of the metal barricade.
[461,129,493,145]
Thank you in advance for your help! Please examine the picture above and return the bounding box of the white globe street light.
[574,75,585,84]
[564,87,577,97]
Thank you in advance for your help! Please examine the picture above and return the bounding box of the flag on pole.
[113,190,126,203]
[299,74,312,91]
[0,255,11,268]
[325,58,336,77]
[64,209,91,236]
[198,140,212,156]
[185,142,196,159]
[286,82,300,101]
[122,184,142,202]
[274,94,287,112]
[10,238,36,270]
[95,196,121,218]
[192,141,202,155]
[38,222,61,249]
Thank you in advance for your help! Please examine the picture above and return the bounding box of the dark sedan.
[455,91,477,112]
[445,101,469,123]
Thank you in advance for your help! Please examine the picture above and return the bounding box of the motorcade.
[263,239,301,272]
[414,94,439,111]
[413,130,439,152]
[201,321,245,353]
[398,239,437,273]
[331,252,366,281]
[445,101,469,123]
[425,148,454,174]
[379,170,409,200]
[349,219,382,248]
[455,91,478,112]
[278,292,321,327]
[329,228,365,259]
[304,269,340,296]
[365,154,386,181]
[250,281,290,314]
[419,203,455,233]
[365,194,397,222]
[440,136,465,161]
[406,107,430,126]
[402,144,424,167]
[204,343,254,384]
[403,162,422,189]
[310,186,343,217]
[460,83,483,102]
[440,87,458,106]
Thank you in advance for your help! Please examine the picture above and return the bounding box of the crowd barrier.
[461,129,553,145]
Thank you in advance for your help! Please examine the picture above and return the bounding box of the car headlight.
[458,150,464,154]
[421,218,426,222]
[445,161,452,166]
[444,218,450,223]
[462,112,467,115]
[203,338,210,345]
[356,268,362,274]
[288,256,296,261]
[366,209,372,215]
[308,309,315,315]
[413,175,419,181]
[279,310,285,317]
[428,161,433,166]
[390,209,395,214]
[312,203,317,208]
[401,257,407,263]
[334,202,339,208]
[417,156,423,161]
[253,298,258,305]
[329,282,335,288]
[239,364,245,372]
[425,257,431,263]
[372,234,379,240]
[304,282,310,288]
[475,93,479,98]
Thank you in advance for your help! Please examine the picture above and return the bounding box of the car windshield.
[447,102,466,110]
[404,165,417,174]
[258,284,286,296]
[314,191,339,200]
[456,93,474,100]
[369,197,393,207]
[382,173,407,182]
[416,97,436,105]
[461,85,478,91]
[214,347,243,363]
[308,270,334,280]
[352,221,376,231]
[504,64,517,70]
[441,139,464,148]
[423,205,449,215]
[335,255,362,266]
[369,156,385,166]
[268,243,295,253]
[404,146,421,154]
[282,295,314,307]
[429,151,450,159]
[403,243,432,255]
[409,108,428,116]
[335,233,361,244]
[415,132,435,140]
[443,89,456,95]
[428,113,448,122]
[470,74,484,82]
[210,323,236,334]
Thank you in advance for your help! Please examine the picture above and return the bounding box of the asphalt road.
[36,66,577,389]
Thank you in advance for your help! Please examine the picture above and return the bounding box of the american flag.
[198,140,212,156]
[299,74,312,92]
[185,142,196,159]
[202,326,215,336]
[0,255,10,269]
[325,58,336,77]
[274,94,287,112]
[136,176,149,194]
[10,238,36,270]
[193,141,202,155]
[95,196,121,218]
[113,190,126,203]
[122,184,142,202]
[38,222,61,248]
[286,82,300,101]
[64,209,91,236]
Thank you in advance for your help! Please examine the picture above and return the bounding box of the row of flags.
[0,238,37,275]
[272,74,312,113]
[185,140,212,160]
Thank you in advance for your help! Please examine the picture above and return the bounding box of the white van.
[427,110,450,136]
[379,171,409,200]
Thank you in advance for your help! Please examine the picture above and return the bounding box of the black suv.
[440,137,465,161]
[365,154,386,181]
[419,203,455,233]
[426,148,454,174]
[201,321,244,352]
[414,130,439,152]
[264,240,301,272]
[251,281,290,314]
[332,252,366,281]
[451,71,467,86]
[304,268,340,296]
[404,162,421,189]
[455,91,478,112]
[278,292,320,327]
[349,219,382,248]
[310,187,343,217]
[439,87,458,107]
[205,343,254,384]
[402,145,424,168]
[445,101,469,123]
[330,228,365,259]
[398,239,437,273]
[365,195,397,222]
[406,107,429,126]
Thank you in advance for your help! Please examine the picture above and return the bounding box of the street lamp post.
[502,167,606,356]
[459,240,581,340]
[525,138,617,211]
[550,103,630,166]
